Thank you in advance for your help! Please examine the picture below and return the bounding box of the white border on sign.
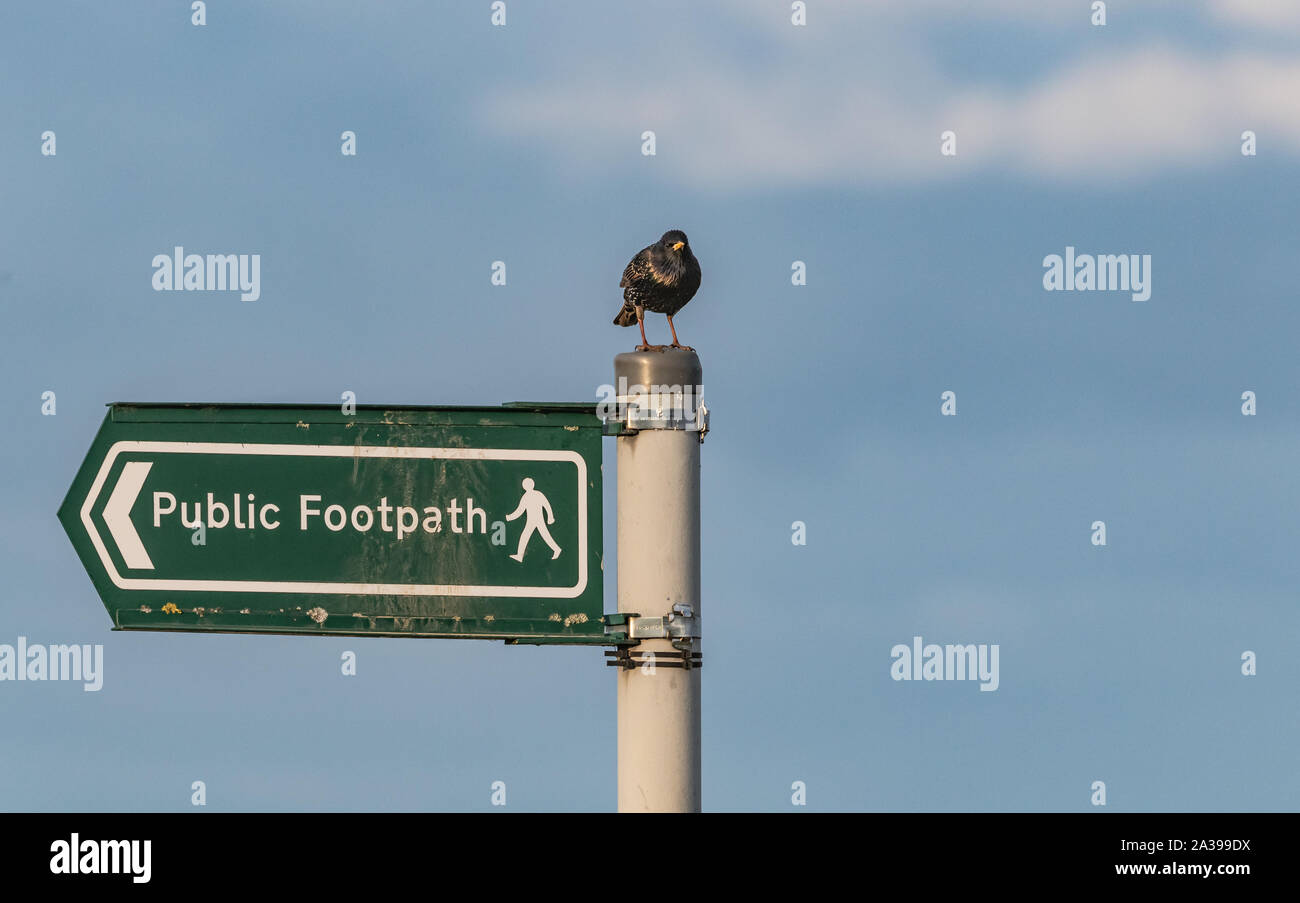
[80,441,588,599]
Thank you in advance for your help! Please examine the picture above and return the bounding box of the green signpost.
[57,402,606,644]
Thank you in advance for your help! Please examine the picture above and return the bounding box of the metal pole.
[614,349,704,813]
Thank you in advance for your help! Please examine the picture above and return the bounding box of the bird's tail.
[613,305,637,327]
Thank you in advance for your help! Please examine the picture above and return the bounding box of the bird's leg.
[635,307,666,352]
[667,315,694,352]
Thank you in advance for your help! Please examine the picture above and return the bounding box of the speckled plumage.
[613,230,702,330]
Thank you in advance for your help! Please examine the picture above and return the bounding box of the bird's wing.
[620,247,653,288]
[683,258,702,295]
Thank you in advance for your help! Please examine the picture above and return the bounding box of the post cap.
[613,349,703,389]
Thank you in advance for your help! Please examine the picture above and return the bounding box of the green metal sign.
[57,403,605,643]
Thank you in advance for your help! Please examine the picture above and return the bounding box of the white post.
[614,349,704,813]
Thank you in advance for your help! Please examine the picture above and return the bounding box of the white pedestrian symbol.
[506,477,561,562]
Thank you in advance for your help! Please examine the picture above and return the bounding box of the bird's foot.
[669,343,695,352]
[635,343,669,353]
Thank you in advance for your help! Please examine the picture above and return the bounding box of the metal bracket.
[603,393,709,435]
[604,605,702,668]
[604,648,703,670]
[599,399,709,444]
[606,603,700,652]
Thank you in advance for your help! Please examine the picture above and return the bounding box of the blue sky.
[2,1,1298,811]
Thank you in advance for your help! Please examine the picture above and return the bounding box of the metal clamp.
[599,398,709,444]
[604,648,703,670]
[611,393,708,434]
[606,603,698,653]
[604,605,701,669]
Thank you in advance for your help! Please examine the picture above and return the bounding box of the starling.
[613,229,701,351]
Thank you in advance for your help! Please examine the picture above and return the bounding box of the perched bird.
[613,229,702,351]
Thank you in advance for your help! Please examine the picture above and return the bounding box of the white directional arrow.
[103,461,154,570]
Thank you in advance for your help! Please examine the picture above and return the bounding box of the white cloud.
[956,48,1300,178]
[480,4,1300,189]
[1209,0,1300,29]
[483,47,1300,189]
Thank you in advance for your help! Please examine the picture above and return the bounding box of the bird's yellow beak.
[672,241,685,251]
